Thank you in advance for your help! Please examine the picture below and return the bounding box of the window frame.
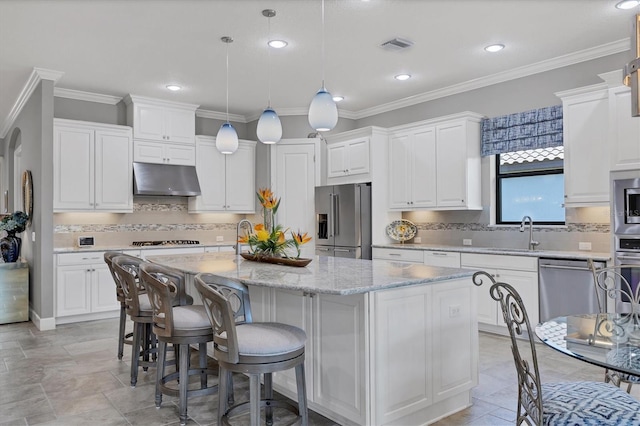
[495,154,565,226]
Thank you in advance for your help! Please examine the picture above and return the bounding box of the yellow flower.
[256,229,270,242]
[277,231,286,244]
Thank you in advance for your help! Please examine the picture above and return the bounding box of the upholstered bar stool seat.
[140,263,218,426]
[112,254,159,387]
[104,251,134,360]
[195,273,309,426]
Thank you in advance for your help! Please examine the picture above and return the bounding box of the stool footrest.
[158,369,218,399]
[222,399,300,426]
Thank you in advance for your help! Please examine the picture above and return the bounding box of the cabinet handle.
[389,253,401,256]
[432,252,447,256]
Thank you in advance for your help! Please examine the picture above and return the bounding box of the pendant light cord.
[225,40,230,123]
[321,0,325,89]
[267,14,272,108]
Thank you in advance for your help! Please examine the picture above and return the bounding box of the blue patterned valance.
[481,105,563,156]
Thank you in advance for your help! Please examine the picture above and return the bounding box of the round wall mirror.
[22,170,33,224]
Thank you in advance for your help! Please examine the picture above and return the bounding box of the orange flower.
[262,196,280,209]
[255,223,265,231]
[237,234,249,244]
[277,231,286,244]
[257,188,274,201]
[293,231,312,246]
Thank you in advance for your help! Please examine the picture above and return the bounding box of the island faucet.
[519,215,539,250]
[236,219,253,255]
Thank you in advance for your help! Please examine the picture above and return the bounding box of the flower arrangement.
[0,211,28,235]
[239,188,312,259]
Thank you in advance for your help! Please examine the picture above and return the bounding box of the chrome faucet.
[519,216,539,250]
[236,219,253,255]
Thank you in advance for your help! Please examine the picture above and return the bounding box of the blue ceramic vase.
[1,233,21,263]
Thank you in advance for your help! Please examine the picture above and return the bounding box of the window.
[496,147,565,225]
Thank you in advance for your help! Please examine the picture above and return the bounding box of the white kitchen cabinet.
[53,119,133,212]
[388,127,436,208]
[250,278,475,426]
[423,250,461,268]
[124,95,197,144]
[372,247,424,263]
[460,253,538,330]
[608,84,640,171]
[327,137,370,180]
[55,251,120,322]
[556,85,610,206]
[188,136,256,213]
[133,140,196,165]
[388,112,483,211]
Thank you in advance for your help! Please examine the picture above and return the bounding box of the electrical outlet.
[463,239,472,246]
[449,305,461,318]
[414,236,422,243]
[579,242,592,251]
[216,236,224,242]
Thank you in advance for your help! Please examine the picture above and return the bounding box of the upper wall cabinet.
[600,70,640,171]
[556,85,610,207]
[388,112,483,211]
[133,140,196,166]
[188,136,256,213]
[54,119,133,212]
[124,95,198,144]
[326,137,370,180]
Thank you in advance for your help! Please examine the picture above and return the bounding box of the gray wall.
[355,52,628,128]
[54,97,124,125]
[5,80,55,320]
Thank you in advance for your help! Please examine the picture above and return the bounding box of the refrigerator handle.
[333,194,339,236]
[329,193,334,237]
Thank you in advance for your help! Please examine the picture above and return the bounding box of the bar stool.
[104,251,133,360]
[195,272,309,426]
[140,262,218,426]
[112,254,157,387]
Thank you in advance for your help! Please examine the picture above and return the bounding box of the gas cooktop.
[131,240,200,247]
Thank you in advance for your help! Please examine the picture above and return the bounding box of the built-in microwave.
[613,176,640,235]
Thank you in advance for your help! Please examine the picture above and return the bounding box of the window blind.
[481,105,563,157]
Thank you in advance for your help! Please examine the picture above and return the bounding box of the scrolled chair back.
[139,263,186,338]
[112,254,146,316]
[194,273,251,365]
[472,270,543,426]
[591,264,640,316]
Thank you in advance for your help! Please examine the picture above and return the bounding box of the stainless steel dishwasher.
[538,257,606,322]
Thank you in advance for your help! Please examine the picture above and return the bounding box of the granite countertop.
[53,242,237,254]
[145,252,475,295]
[372,243,611,262]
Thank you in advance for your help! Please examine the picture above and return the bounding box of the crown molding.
[353,38,630,120]
[1,67,64,139]
[54,88,122,104]
[196,109,246,123]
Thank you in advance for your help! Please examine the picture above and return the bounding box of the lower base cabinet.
[55,252,120,323]
[249,277,477,425]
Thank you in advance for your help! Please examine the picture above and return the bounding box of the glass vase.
[263,208,274,233]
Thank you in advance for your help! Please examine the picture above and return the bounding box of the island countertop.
[146,252,475,295]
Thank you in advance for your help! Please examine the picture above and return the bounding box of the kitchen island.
[147,252,478,426]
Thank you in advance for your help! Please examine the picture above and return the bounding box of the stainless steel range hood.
[133,162,201,196]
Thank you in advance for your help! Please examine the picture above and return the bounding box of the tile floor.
[0,319,638,425]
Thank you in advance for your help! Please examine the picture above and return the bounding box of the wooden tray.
[240,253,312,267]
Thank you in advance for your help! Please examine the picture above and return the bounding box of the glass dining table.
[535,313,640,377]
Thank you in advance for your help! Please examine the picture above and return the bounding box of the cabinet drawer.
[460,253,537,272]
[372,248,424,263]
[57,252,105,266]
[423,251,461,268]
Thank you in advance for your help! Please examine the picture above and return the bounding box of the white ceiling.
[0,0,637,134]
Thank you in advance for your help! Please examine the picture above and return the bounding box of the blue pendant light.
[216,36,239,155]
[256,9,283,144]
[308,0,338,132]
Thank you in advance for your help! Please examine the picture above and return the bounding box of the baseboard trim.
[31,310,56,331]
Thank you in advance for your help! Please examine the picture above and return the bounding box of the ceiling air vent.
[380,37,414,51]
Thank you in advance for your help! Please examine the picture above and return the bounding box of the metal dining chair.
[473,270,640,425]
[588,259,640,393]
[195,272,308,426]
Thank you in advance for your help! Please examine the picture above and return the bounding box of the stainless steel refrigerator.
[315,183,372,259]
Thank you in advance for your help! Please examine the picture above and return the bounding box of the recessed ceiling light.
[394,74,411,81]
[268,40,288,48]
[332,95,344,102]
[484,44,505,53]
[166,84,181,91]
[616,0,640,9]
